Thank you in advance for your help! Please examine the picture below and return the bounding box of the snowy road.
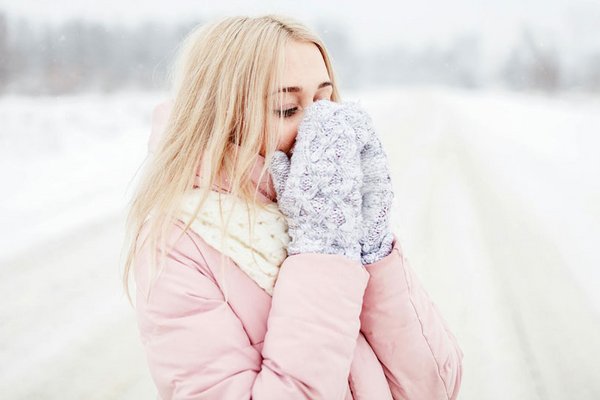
[362,87,600,399]
[0,214,154,399]
[1,88,599,399]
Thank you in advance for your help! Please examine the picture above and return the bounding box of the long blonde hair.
[120,14,342,307]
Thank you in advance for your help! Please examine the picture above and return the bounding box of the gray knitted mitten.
[344,101,395,264]
[268,99,364,263]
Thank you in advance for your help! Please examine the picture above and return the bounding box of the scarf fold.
[176,188,290,296]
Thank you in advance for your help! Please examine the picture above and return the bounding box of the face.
[261,40,333,157]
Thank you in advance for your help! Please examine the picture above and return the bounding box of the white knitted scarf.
[176,188,290,296]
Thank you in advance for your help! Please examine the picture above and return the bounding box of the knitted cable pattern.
[269,99,364,262]
[270,99,395,265]
[344,101,395,265]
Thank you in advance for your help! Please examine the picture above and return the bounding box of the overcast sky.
[2,0,599,67]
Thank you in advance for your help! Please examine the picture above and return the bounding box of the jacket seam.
[348,374,356,400]
[174,219,219,282]
[401,254,451,400]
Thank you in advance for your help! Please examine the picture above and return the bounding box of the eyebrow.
[275,81,332,93]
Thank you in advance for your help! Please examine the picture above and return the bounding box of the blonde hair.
[120,14,342,307]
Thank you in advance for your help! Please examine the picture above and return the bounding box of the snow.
[1,86,599,398]
[0,92,157,266]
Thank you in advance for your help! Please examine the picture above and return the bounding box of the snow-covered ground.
[1,86,599,399]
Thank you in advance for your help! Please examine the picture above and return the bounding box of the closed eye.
[275,107,298,118]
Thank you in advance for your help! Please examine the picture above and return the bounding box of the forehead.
[281,40,330,86]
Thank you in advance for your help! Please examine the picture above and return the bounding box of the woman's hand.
[345,102,395,265]
[268,99,364,262]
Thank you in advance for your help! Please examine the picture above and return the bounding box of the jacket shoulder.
[135,218,220,288]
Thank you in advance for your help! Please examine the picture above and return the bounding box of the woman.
[121,14,463,400]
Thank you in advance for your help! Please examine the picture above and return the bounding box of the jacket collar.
[193,152,277,205]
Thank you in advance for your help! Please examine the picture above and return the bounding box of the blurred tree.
[0,14,598,95]
[583,52,600,92]
[500,25,562,93]
[445,33,483,88]
[0,12,7,92]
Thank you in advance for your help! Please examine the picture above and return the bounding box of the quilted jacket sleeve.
[359,234,464,400]
[134,221,370,400]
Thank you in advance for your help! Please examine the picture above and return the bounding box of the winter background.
[1,0,599,399]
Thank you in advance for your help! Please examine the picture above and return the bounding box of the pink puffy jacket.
[133,102,464,399]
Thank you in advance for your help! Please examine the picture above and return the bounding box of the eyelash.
[274,94,333,118]
[275,107,298,118]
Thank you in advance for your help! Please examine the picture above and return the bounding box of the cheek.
[276,121,299,153]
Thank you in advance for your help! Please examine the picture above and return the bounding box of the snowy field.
[1,86,599,399]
